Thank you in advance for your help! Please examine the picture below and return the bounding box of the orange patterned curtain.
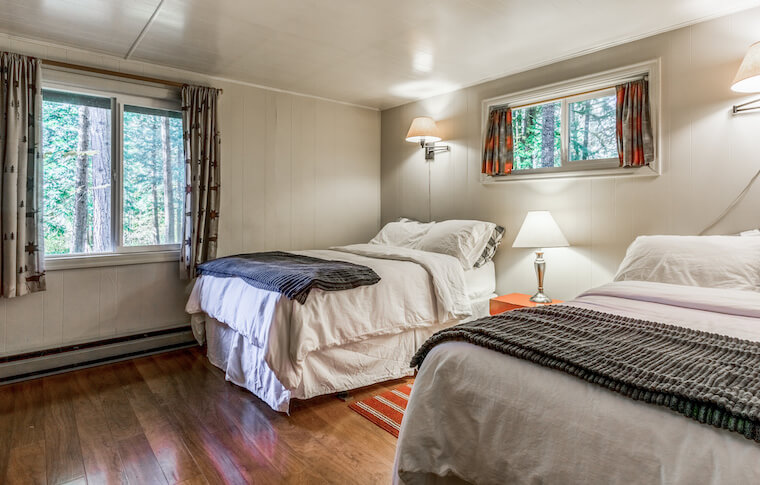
[180,85,221,279]
[482,106,513,176]
[615,79,654,167]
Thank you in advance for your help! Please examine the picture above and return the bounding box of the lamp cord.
[428,159,432,222]
[699,166,760,235]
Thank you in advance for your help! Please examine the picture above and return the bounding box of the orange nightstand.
[489,293,564,315]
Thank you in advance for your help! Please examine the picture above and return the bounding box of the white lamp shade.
[406,116,441,143]
[732,42,760,93]
[512,211,569,248]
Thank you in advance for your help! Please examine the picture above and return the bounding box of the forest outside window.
[42,86,184,265]
[510,89,618,173]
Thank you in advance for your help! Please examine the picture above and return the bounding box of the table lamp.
[512,211,569,303]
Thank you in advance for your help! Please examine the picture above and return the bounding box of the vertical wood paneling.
[42,271,64,347]
[274,94,293,249]
[5,292,44,354]
[380,10,760,300]
[291,97,317,250]
[314,100,337,248]
[61,268,104,344]
[217,84,246,257]
[98,268,118,337]
[240,88,268,253]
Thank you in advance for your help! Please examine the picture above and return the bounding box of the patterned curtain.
[482,106,513,175]
[615,79,654,167]
[0,53,45,298]
[180,85,221,279]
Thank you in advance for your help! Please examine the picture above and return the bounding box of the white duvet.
[395,281,760,485]
[186,244,471,392]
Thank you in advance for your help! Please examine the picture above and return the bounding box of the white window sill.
[45,249,180,271]
[480,164,660,183]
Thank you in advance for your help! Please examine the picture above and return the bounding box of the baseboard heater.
[0,325,198,384]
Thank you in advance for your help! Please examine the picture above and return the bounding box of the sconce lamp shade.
[512,211,569,248]
[406,116,441,144]
[732,42,760,93]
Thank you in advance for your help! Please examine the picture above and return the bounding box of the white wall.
[0,34,380,356]
[381,8,760,301]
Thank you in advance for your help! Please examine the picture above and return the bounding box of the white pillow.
[613,235,760,292]
[369,219,433,248]
[416,220,497,269]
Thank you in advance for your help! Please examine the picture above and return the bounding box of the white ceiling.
[1,0,759,109]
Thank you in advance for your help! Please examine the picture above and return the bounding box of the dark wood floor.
[0,346,410,484]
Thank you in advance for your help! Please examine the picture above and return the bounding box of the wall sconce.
[732,41,760,113]
[405,116,450,159]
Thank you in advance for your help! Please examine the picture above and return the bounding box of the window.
[482,59,659,181]
[509,90,618,173]
[43,91,113,255]
[568,92,617,162]
[122,106,183,247]
[42,86,184,262]
[512,101,561,170]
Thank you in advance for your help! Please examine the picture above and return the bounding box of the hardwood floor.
[0,347,409,484]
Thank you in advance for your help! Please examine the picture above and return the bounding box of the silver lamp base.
[529,291,552,304]
[530,250,553,304]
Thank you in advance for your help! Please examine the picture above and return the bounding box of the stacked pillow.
[614,235,760,292]
[369,218,505,269]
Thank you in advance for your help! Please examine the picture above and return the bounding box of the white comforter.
[395,281,760,485]
[186,244,471,392]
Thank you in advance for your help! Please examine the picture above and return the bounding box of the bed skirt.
[204,316,447,412]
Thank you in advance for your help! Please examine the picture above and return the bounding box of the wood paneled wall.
[0,34,380,356]
[381,10,760,300]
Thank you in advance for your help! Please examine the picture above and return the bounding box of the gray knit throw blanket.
[411,305,760,443]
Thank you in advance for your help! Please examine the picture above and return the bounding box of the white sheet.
[186,245,471,396]
[394,282,760,485]
[463,261,495,301]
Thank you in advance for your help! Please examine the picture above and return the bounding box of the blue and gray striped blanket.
[196,251,381,304]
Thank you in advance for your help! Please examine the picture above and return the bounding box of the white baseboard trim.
[0,326,197,384]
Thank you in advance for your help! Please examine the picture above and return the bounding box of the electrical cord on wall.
[428,159,432,222]
[699,167,760,235]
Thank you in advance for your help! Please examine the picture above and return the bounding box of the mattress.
[394,281,760,484]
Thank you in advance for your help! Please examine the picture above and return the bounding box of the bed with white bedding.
[394,235,760,484]
[186,219,503,412]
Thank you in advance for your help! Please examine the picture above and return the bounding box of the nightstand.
[489,293,564,316]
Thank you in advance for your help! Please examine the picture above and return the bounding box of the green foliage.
[42,99,184,254]
[568,95,617,161]
[510,94,617,171]
[42,101,80,254]
[122,112,183,247]
[512,102,561,170]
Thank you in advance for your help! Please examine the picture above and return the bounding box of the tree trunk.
[151,119,161,245]
[540,105,556,168]
[582,100,591,159]
[161,117,175,243]
[73,107,90,253]
[90,107,111,252]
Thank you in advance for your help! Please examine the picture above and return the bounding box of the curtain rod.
[501,74,648,110]
[40,58,223,94]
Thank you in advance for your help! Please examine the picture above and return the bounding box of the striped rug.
[348,382,412,437]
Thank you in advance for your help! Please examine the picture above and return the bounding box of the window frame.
[42,81,183,270]
[481,59,660,183]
